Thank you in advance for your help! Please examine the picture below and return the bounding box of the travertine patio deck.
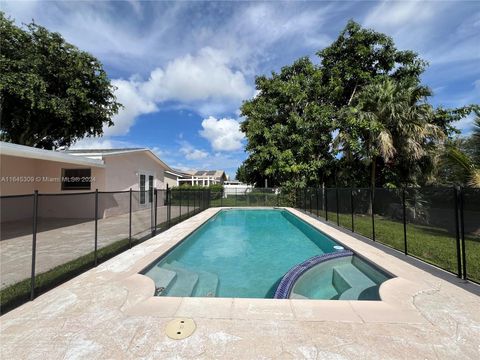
[0,205,195,288]
[1,207,479,359]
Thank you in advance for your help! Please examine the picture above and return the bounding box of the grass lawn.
[315,210,480,283]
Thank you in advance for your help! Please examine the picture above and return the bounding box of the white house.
[0,142,173,221]
[0,142,172,196]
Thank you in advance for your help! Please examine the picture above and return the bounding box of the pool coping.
[115,207,435,324]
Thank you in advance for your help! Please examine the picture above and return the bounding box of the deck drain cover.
[165,318,196,340]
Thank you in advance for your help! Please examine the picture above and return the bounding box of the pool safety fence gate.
[296,187,479,285]
[0,187,210,312]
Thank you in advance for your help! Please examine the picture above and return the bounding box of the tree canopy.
[238,20,478,189]
[0,13,121,149]
[240,57,335,189]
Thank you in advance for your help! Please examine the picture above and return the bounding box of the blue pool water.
[143,209,390,299]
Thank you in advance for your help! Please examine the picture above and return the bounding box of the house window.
[140,174,146,204]
[139,173,154,205]
[61,168,92,190]
[148,175,154,203]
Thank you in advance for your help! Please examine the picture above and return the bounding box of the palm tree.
[442,114,480,187]
[336,78,443,190]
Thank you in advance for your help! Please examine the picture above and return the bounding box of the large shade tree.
[0,13,121,149]
[240,57,335,189]
[239,20,476,189]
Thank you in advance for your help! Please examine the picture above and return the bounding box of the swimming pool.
[142,209,391,299]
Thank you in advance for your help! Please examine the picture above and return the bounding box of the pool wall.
[140,208,395,300]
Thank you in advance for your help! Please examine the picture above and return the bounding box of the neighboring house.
[178,170,227,186]
[164,168,191,188]
[164,168,228,187]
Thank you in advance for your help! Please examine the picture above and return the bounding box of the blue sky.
[2,1,479,177]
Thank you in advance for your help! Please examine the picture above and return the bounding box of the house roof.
[165,169,188,177]
[194,170,226,178]
[180,170,226,178]
[0,142,105,167]
[64,148,171,170]
[165,168,227,179]
[64,148,144,155]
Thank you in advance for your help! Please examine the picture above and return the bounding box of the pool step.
[162,263,199,296]
[147,267,177,293]
[192,270,219,297]
[338,287,366,300]
[333,263,376,299]
[169,261,219,297]
[290,292,308,299]
[333,264,376,288]
[339,285,379,300]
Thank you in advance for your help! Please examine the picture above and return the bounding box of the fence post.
[150,187,154,235]
[304,188,307,212]
[167,185,171,228]
[179,188,182,219]
[153,188,158,236]
[454,187,462,278]
[371,188,376,242]
[187,189,190,217]
[308,189,312,215]
[30,190,38,300]
[336,188,340,226]
[350,188,354,232]
[459,187,467,280]
[221,188,224,207]
[129,188,132,248]
[325,188,328,221]
[316,188,320,217]
[402,188,408,255]
[94,189,98,266]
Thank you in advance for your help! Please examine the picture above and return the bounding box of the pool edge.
[118,207,430,324]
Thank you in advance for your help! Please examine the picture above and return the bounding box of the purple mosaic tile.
[273,250,354,299]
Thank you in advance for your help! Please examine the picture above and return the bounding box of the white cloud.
[184,149,209,160]
[454,113,477,135]
[71,137,130,149]
[141,47,251,102]
[199,116,245,152]
[105,78,158,136]
[179,141,209,160]
[127,0,143,17]
[109,47,253,135]
[364,1,436,28]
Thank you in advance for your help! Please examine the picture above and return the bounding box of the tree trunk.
[347,83,358,106]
